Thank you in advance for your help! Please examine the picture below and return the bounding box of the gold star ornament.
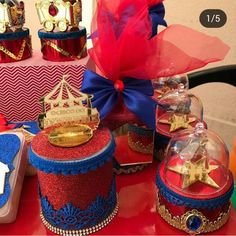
[159,114,196,132]
[168,157,219,189]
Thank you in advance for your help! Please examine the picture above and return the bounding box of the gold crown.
[0,1,25,33]
[38,75,100,130]
[36,0,82,32]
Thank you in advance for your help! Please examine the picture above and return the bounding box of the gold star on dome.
[168,157,219,189]
[159,114,196,132]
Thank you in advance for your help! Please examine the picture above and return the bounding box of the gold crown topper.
[38,75,100,147]
[36,0,82,32]
[0,0,25,33]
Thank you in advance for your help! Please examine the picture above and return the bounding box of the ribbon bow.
[81,70,157,130]
[149,2,167,38]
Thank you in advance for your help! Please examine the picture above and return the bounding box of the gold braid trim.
[128,133,153,154]
[113,164,149,175]
[157,193,231,234]
[41,40,87,60]
[0,38,29,61]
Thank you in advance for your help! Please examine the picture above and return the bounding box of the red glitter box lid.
[29,127,115,175]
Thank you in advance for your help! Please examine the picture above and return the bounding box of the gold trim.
[113,164,148,175]
[40,202,118,236]
[0,38,29,61]
[128,134,153,154]
[156,193,230,234]
[41,40,86,60]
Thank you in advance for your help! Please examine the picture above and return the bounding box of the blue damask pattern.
[40,178,117,230]
[156,170,234,209]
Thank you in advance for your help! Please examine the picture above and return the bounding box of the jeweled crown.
[0,0,25,33]
[36,0,82,32]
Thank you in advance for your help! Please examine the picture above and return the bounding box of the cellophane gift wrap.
[81,0,229,173]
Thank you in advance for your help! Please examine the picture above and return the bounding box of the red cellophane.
[90,0,229,82]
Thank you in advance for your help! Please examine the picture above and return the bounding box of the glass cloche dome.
[152,74,189,100]
[163,122,230,197]
[157,84,203,121]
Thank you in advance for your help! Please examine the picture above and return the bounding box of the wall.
[164,0,236,68]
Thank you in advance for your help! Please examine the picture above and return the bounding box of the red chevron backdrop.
[0,64,85,122]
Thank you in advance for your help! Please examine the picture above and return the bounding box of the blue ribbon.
[81,70,157,130]
[149,3,167,38]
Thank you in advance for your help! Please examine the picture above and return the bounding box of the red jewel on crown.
[49,3,58,17]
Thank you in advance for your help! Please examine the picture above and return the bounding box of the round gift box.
[155,113,206,161]
[156,161,234,235]
[0,28,32,63]
[38,28,87,62]
[29,127,118,235]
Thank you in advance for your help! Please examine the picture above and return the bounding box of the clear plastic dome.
[152,74,189,100]
[164,122,230,197]
[157,84,203,121]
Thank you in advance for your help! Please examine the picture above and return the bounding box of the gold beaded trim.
[128,134,153,154]
[157,193,230,235]
[41,40,87,60]
[40,203,118,236]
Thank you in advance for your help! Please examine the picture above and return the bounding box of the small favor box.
[29,126,118,235]
[156,123,234,234]
[0,2,32,63]
[0,133,27,223]
[36,0,87,62]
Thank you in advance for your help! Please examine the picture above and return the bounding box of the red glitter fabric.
[32,127,114,210]
[31,127,111,161]
[38,161,113,210]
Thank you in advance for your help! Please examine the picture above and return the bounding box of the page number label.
[200,9,227,28]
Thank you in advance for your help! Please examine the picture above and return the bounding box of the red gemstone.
[49,3,58,17]
[114,80,125,92]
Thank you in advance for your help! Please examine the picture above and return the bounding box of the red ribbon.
[0,114,17,132]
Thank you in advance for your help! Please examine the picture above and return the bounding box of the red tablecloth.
[1,162,236,235]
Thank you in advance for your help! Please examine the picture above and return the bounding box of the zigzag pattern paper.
[0,63,85,122]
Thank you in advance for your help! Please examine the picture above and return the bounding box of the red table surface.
[1,161,236,235]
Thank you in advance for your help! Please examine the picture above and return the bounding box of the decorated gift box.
[0,0,32,63]
[0,132,27,223]
[36,0,87,62]
[81,0,229,174]
[29,77,118,235]
[154,85,207,161]
[156,123,234,234]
